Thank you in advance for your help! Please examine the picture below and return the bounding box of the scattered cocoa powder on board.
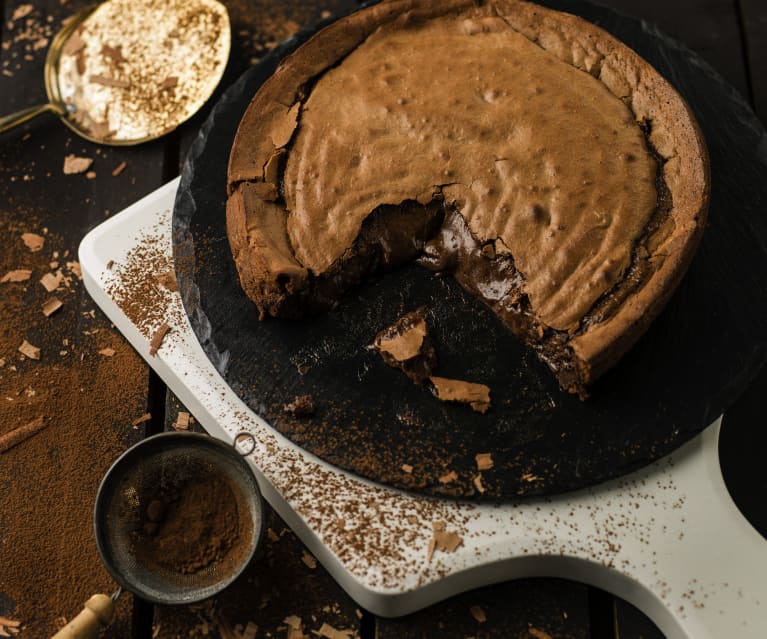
[131,474,250,577]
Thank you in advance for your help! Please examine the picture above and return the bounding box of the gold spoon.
[0,0,230,145]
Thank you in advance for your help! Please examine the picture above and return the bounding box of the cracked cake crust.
[225,0,710,394]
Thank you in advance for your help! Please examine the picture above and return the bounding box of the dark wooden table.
[1,1,765,637]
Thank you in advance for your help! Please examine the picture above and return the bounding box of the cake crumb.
[473,474,486,493]
[112,161,127,176]
[372,307,437,384]
[18,340,40,360]
[475,453,493,471]
[148,323,170,356]
[63,155,93,175]
[283,394,316,417]
[301,550,317,569]
[98,348,116,357]
[21,232,45,252]
[1,269,32,283]
[528,629,552,639]
[401,464,413,474]
[430,376,491,413]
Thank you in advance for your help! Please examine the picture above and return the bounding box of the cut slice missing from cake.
[226,0,710,397]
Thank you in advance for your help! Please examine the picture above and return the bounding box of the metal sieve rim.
[93,431,264,605]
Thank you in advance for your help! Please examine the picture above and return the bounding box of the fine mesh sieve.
[93,431,263,605]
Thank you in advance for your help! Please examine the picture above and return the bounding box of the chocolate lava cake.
[225,0,710,396]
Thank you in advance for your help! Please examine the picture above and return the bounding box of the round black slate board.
[172,0,767,500]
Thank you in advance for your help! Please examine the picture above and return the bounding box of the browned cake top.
[227,0,709,379]
[283,11,657,331]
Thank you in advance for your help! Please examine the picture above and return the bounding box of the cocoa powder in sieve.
[132,475,250,576]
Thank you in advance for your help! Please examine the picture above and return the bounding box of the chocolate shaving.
[18,340,40,360]
[42,298,63,317]
[473,474,486,493]
[301,550,317,569]
[40,272,62,292]
[159,76,178,90]
[101,44,126,67]
[89,74,130,89]
[438,470,458,484]
[148,322,170,356]
[469,605,487,623]
[62,31,86,56]
[21,232,44,252]
[11,5,33,21]
[475,453,493,471]
[316,623,354,639]
[63,155,93,175]
[76,51,87,76]
[0,416,46,454]
[427,521,463,561]
[111,161,127,176]
[90,120,116,140]
[283,616,308,639]
[172,411,191,431]
[132,412,152,427]
[401,464,413,474]
[528,629,553,639]
[1,269,32,283]
[156,270,178,292]
[98,348,116,357]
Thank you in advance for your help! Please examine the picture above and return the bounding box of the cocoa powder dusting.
[0,214,147,635]
[132,475,247,576]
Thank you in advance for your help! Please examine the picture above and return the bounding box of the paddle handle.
[50,594,115,639]
[0,102,64,134]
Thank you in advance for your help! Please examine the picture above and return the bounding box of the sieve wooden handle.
[50,594,115,639]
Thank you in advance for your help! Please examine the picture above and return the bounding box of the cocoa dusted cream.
[226,0,709,395]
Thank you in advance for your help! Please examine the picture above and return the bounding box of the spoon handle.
[0,102,65,134]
